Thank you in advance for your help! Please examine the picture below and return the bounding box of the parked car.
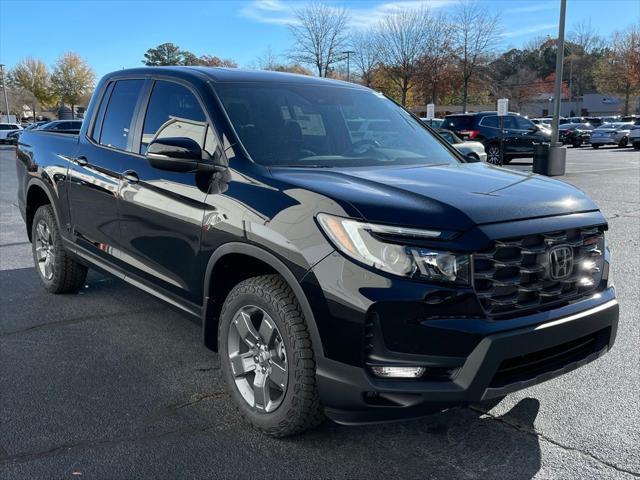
[437,129,486,161]
[621,115,639,123]
[531,118,551,127]
[558,123,593,148]
[0,123,22,144]
[442,112,550,164]
[5,129,22,145]
[16,67,618,437]
[420,118,443,129]
[590,122,635,148]
[627,122,640,150]
[36,119,83,132]
[584,117,606,127]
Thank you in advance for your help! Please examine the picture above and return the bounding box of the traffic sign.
[497,98,509,116]
[426,103,435,120]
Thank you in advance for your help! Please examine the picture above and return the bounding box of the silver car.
[590,122,634,148]
[438,129,487,162]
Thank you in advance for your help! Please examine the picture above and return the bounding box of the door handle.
[76,156,88,166]
[123,170,139,184]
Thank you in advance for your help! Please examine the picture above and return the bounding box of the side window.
[514,116,534,130]
[99,79,144,151]
[481,115,498,128]
[91,82,114,142]
[140,80,209,154]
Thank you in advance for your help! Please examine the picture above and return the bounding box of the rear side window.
[140,80,208,154]
[99,79,144,151]
[91,82,114,142]
[442,116,473,130]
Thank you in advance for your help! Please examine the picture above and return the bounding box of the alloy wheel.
[487,146,501,165]
[35,220,55,280]
[227,305,288,413]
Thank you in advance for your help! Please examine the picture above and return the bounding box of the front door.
[117,79,219,305]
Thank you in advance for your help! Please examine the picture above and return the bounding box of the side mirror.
[146,137,203,172]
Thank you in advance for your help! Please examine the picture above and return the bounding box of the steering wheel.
[346,139,381,155]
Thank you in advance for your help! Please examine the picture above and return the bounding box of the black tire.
[31,205,87,293]
[218,274,324,437]
[592,144,600,149]
[633,143,640,150]
[572,139,581,148]
[618,137,628,148]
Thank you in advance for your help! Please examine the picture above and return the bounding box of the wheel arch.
[202,242,324,358]
[25,179,60,242]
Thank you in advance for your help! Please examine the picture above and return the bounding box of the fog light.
[370,366,426,378]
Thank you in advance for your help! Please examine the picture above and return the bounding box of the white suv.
[629,122,640,150]
[0,123,22,144]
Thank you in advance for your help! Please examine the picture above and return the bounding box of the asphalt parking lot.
[1,144,638,479]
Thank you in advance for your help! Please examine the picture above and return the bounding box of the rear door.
[68,78,146,264]
[117,79,218,305]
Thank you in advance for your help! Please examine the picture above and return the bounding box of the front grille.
[473,226,605,318]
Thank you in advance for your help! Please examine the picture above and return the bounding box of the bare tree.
[416,12,455,105]
[376,7,443,105]
[288,2,350,77]
[350,30,379,87]
[453,1,501,111]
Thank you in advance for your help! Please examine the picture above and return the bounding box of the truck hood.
[269,162,599,231]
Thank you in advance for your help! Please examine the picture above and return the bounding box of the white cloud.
[239,0,455,28]
[501,22,557,38]
[349,1,454,29]
[239,0,298,25]
[504,2,557,14]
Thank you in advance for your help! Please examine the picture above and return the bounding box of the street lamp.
[547,0,567,175]
[342,50,355,82]
[0,64,10,119]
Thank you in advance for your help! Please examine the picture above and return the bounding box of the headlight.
[317,213,470,284]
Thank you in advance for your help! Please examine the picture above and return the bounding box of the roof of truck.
[105,66,368,89]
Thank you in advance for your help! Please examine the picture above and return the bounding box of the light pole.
[0,64,10,120]
[342,50,355,82]
[545,0,567,176]
[551,0,566,145]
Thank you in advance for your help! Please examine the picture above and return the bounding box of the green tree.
[143,43,186,66]
[50,52,96,119]
[9,57,56,119]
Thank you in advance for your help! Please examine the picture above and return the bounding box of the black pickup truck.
[16,67,618,437]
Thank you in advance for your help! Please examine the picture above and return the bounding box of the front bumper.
[317,296,618,424]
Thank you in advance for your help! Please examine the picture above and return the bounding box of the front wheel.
[618,137,628,147]
[31,205,88,293]
[218,274,324,437]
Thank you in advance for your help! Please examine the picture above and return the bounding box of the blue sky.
[1,0,638,78]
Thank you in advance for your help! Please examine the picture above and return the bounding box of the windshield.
[215,83,458,168]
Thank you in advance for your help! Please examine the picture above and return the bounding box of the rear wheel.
[618,137,628,147]
[219,274,324,437]
[31,205,87,293]
[486,144,501,165]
